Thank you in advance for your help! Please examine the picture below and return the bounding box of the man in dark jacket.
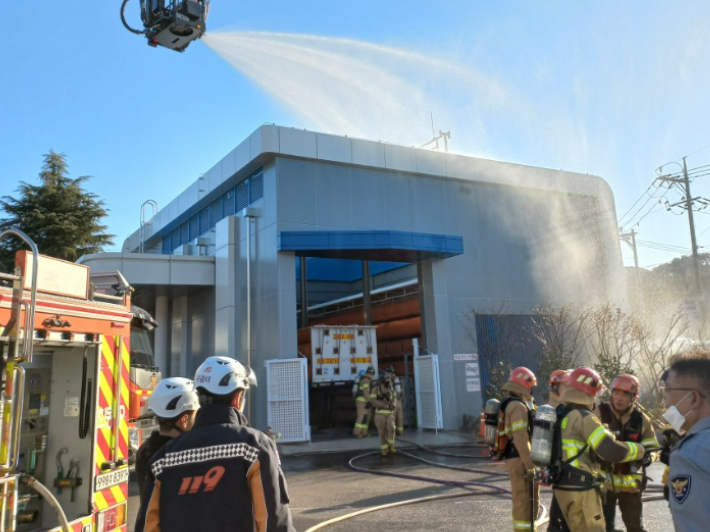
[135,356,295,532]
[135,377,200,498]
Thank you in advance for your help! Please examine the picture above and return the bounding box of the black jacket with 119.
[135,402,295,532]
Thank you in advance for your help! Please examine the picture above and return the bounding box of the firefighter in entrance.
[595,374,657,532]
[498,366,540,532]
[552,367,646,532]
[353,367,376,437]
[370,368,397,456]
[387,365,405,435]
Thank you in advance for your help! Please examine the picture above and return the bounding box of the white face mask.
[662,391,693,434]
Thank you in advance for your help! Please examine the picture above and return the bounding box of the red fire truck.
[0,229,134,532]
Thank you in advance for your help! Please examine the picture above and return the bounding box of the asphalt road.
[127,449,675,531]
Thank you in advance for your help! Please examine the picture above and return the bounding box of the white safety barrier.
[266,358,311,442]
[414,355,443,430]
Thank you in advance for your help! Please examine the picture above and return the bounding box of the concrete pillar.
[362,261,372,325]
[214,217,240,359]
[300,256,308,329]
[171,293,191,378]
[417,259,457,429]
[154,288,170,374]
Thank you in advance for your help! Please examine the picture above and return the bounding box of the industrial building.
[81,124,624,436]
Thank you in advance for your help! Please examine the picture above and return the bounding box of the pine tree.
[0,151,114,269]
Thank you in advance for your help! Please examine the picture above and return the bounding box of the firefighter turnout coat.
[501,395,540,532]
[595,403,658,493]
[553,406,646,532]
[135,402,295,532]
[353,374,373,436]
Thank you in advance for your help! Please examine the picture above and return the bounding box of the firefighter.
[499,366,539,532]
[548,370,569,408]
[387,365,405,435]
[546,370,570,532]
[135,356,295,532]
[353,366,376,437]
[370,368,397,456]
[594,374,657,532]
[135,377,200,500]
[552,366,646,532]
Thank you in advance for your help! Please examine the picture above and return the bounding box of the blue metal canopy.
[277,230,463,262]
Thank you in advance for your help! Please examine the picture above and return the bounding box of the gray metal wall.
[273,156,622,428]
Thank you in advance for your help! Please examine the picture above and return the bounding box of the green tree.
[0,151,113,269]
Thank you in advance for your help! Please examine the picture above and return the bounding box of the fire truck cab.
[0,229,134,532]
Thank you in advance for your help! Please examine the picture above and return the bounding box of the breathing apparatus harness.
[537,404,604,491]
[492,395,534,460]
[597,403,649,492]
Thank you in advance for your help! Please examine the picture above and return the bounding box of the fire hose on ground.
[303,442,668,531]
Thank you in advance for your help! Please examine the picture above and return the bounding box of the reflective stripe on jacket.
[559,407,645,477]
[355,376,372,402]
[370,381,396,412]
[503,397,534,469]
[594,403,658,492]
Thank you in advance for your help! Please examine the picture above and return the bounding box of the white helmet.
[194,356,257,396]
[148,377,200,419]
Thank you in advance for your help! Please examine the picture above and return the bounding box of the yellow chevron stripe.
[99,376,113,411]
[110,484,125,503]
[94,441,106,470]
[119,339,130,457]
[94,491,108,511]
[102,338,115,369]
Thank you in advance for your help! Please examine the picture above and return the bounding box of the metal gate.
[266,358,311,442]
[413,354,443,429]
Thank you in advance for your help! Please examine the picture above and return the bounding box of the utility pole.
[657,157,706,334]
[620,229,642,308]
[619,229,639,269]
[682,157,703,300]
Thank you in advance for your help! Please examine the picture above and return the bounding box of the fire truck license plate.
[95,468,129,491]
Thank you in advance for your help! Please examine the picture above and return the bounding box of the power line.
[636,239,692,254]
[618,183,656,224]
[687,143,710,158]
[619,184,665,228]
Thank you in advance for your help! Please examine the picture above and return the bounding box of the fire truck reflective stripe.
[110,484,125,504]
[93,336,130,512]
[119,338,130,459]
[46,516,93,532]
[94,491,109,511]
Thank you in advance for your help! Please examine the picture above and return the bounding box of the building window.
[236,181,248,212]
[250,171,264,202]
[161,167,264,254]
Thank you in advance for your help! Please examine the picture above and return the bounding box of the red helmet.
[611,374,640,400]
[508,367,537,391]
[549,369,570,387]
[567,366,604,397]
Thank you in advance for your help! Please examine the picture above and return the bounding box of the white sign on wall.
[465,363,479,377]
[453,354,478,361]
[467,378,481,392]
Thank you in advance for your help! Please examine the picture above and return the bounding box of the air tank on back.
[530,404,557,467]
[394,376,402,396]
[484,399,501,447]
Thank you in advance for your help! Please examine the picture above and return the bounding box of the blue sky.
[2,1,709,269]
